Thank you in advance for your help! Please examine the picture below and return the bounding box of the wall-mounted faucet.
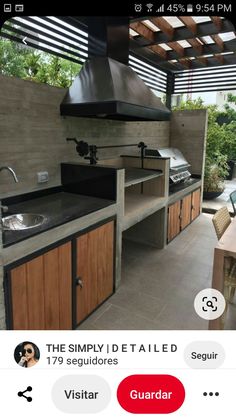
[0,167,18,222]
[0,166,18,182]
[0,204,8,215]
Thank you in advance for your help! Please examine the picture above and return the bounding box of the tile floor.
[78,213,236,330]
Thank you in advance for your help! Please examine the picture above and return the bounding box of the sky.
[192,92,217,105]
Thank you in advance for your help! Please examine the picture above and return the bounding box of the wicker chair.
[212,206,231,240]
[212,207,236,327]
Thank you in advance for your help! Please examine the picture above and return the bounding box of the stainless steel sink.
[2,213,46,230]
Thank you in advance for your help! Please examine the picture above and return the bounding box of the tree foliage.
[173,96,236,190]
[0,38,81,87]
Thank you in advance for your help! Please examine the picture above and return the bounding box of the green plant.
[173,98,231,192]
[217,94,236,161]
[0,38,81,88]
[203,155,228,193]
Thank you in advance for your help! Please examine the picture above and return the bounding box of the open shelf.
[125,167,162,187]
[122,192,167,231]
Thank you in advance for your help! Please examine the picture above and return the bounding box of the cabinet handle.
[75,277,83,288]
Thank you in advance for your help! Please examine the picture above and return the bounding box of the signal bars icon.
[156,4,164,12]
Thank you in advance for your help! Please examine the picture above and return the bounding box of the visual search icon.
[194,288,226,320]
[18,386,33,402]
[202,296,218,312]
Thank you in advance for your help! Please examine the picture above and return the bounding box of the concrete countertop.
[2,192,115,247]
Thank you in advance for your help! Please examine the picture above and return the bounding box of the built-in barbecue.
[145,147,195,193]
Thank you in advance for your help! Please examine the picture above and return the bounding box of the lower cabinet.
[167,188,201,243]
[75,220,114,325]
[5,219,115,330]
[191,188,201,221]
[8,242,72,330]
[167,200,181,242]
[180,194,192,230]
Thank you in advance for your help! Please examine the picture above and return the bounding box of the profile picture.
[14,341,40,368]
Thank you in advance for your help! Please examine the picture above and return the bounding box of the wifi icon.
[146,3,154,12]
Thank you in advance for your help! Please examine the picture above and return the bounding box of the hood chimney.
[60,17,171,121]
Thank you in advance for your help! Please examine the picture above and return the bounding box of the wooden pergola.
[130,16,236,71]
[129,16,236,105]
[1,15,236,106]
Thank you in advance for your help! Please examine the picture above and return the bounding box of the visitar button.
[51,375,111,414]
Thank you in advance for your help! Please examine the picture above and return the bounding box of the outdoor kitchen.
[0,69,207,330]
[0,15,235,331]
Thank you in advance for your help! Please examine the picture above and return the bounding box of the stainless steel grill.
[145,147,191,184]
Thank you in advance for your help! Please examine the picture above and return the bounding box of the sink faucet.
[0,167,18,222]
[0,166,18,182]
[0,204,8,212]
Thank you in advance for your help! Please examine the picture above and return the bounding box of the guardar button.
[117,374,185,414]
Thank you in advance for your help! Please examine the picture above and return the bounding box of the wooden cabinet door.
[180,194,192,230]
[191,188,201,221]
[76,231,98,324]
[10,242,72,330]
[167,201,181,243]
[76,221,114,325]
[96,221,114,305]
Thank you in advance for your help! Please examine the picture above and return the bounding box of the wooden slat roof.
[129,16,236,72]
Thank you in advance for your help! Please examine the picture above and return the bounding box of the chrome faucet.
[0,204,8,212]
[0,166,18,182]
[0,167,18,222]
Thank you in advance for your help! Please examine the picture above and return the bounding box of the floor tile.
[78,213,235,330]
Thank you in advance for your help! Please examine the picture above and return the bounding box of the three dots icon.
[18,386,33,402]
[203,392,219,397]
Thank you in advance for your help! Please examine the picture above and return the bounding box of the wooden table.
[209,216,236,329]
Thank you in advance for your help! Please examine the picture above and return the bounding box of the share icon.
[18,386,33,402]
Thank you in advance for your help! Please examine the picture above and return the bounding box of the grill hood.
[60,57,171,121]
[155,147,190,169]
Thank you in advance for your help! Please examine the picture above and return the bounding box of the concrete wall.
[170,109,208,177]
[0,74,170,329]
[0,76,208,330]
[0,74,170,198]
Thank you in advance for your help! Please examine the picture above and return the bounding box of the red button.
[117,374,185,414]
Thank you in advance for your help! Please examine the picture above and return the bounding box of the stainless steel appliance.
[145,147,192,185]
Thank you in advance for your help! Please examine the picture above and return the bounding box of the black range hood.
[60,17,171,121]
[60,56,171,121]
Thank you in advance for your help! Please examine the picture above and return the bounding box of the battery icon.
[187,4,193,12]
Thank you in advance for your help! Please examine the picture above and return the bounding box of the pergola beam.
[178,17,197,35]
[210,16,223,31]
[130,22,167,59]
[130,22,155,42]
[150,17,174,40]
[178,17,210,68]
[187,38,203,55]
